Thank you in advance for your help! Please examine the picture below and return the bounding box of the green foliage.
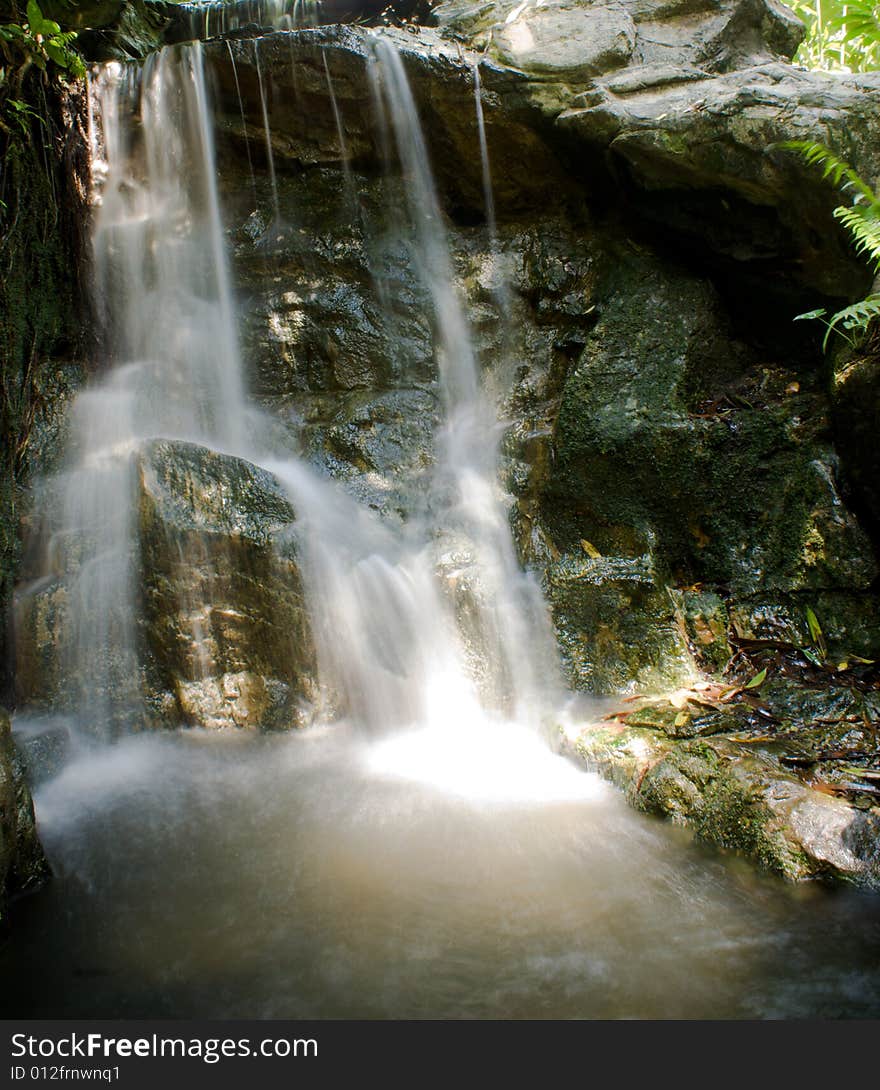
[744,667,767,689]
[803,606,828,665]
[781,140,875,201]
[789,0,880,72]
[0,0,86,82]
[782,140,880,350]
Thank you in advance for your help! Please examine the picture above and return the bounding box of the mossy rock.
[568,719,880,885]
[0,711,50,924]
[544,551,697,694]
[543,250,877,596]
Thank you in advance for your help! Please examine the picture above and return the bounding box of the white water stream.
[25,36,562,767]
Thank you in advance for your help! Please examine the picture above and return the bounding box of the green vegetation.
[789,0,880,72]
[782,141,880,350]
[0,1,85,85]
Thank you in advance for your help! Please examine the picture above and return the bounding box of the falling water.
[253,41,282,227]
[473,62,497,250]
[226,39,258,202]
[472,58,514,372]
[18,30,559,750]
[369,38,560,726]
[91,47,246,450]
[322,52,356,206]
[25,45,250,732]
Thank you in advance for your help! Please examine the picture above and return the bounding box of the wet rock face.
[202,10,880,697]
[16,441,318,731]
[138,440,319,730]
[544,249,878,596]
[565,675,880,886]
[0,711,50,921]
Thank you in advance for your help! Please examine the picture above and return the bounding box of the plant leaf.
[822,295,880,350]
[805,606,823,644]
[744,667,767,689]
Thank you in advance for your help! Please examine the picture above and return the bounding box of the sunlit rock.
[493,1,636,82]
[16,440,320,731]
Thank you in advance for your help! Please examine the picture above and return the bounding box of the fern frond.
[779,140,877,204]
[833,204,880,271]
[823,294,880,351]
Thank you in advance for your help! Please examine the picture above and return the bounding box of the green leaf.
[794,308,827,322]
[805,607,823,644]
[744,667,767,690]
[779,141,878,204]
[44,40,69,68]
[822,295,880,351]
[833,204,880,272]
[26,0,44,31]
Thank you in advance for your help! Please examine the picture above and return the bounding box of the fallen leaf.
[744,667,767,690]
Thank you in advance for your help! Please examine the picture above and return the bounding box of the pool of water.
[3,722,880,1019]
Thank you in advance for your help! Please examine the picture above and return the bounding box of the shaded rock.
[545,552,697,694]
[74,0,176,61]
[207,26,576,220]
[542,248,878,598]
[0,710,50,923]
[831,342,880,545]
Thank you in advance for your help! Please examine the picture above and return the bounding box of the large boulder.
[137,439,319,729]
[15,440,318,731]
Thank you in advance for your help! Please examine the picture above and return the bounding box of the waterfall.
[227,40,258,203]
[21,32,561,745]
[369,38,560,725]
[254,40,282,228]
[23,45,251,733]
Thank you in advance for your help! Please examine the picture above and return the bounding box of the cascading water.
[24,45,251,733]
[8,29,880,1024]
[26,32,559,748]
[368,39,561,726]
[253,40,283,228]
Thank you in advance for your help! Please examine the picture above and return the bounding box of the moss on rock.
[0,710,50,924]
